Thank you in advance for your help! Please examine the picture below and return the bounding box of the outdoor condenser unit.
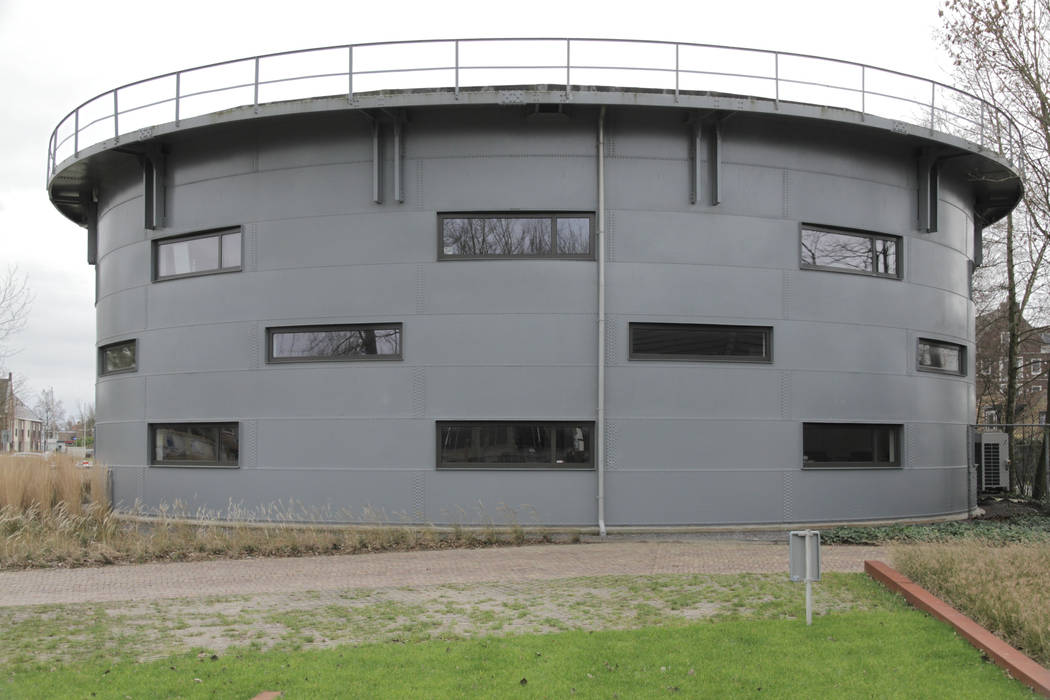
[974,432,1010,491]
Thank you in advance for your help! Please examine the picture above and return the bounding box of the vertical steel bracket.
[917,148,940,233]
[142,147,167,230]
[86,196,99,265]
[372,120,383,204]
[393,116,404,203]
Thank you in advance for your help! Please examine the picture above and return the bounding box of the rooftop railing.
[47,38,1021,184]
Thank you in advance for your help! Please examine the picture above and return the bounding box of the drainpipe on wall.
[597,106,608,539]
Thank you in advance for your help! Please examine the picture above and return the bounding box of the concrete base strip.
[865,560,1050,698]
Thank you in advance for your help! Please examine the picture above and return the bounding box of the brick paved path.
[0,540,884,607]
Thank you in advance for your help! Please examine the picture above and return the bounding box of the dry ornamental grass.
[893,542,1050,667]
[0,453,556,570]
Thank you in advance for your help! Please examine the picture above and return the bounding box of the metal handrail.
[46,37,1023,184]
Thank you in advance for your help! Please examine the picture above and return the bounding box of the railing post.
[860,65,866,117]
[454,40,459,99]
[979,102,985,148]
[566,39,572,100]
[254,56,260,108]
[175,72,181,125]
[113,90,119,140]
[74,109,80,157]
[774,53,780,108]
[930,82,936,129]
[674,43,680,103]
[348,45,354,101]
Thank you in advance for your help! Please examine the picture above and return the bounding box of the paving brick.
[0,540,885,607]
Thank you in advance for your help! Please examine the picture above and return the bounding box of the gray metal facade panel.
[605,263,784,319]
[145,367,416,419]
[143,323,255,373]
[256,419,431,470]
[606,470,784,526]
[88,99,989,525]
[96,376,146,422]
[97,241,149,300]
[420,157,596,211]
[608,211,797,268]
[775,322,909,374]
[421,263,597,315]
[605,419,800,470]
[425,366,595,418]
[788,371,970,423]
[423,470,597,526]
[786,170,912,234]
[605,366,782,419]
[97,287,146,342]
[410,315,596,367]
[256,213,437,269]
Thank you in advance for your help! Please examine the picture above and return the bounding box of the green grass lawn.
[3,607,1032,699]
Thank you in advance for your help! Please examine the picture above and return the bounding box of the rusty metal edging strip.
[865,560,1050,698]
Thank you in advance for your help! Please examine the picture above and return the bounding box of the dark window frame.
[437,212,596,260]
[149,422,239,468]
[266,323,404,363]
[436,420,596,470]
[917,338,967,376]
[628,322,773,363]
[99,339,137,376]
[801,422,902,469]
[798,223,902,280]
[152,227,243,282]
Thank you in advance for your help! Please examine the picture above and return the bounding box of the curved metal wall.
[94,104,975,525]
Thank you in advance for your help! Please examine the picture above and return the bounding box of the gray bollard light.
[789,530,821,625]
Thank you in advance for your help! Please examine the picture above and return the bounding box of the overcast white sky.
[0,0,952,415]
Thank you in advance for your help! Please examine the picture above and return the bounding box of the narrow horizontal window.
[267,324,402,362]
[437,421,594,469]
[629,323,772,362]
[800,225,900,279]
[802,423,901,469]
[150,423,239,467]
[917,338,965,375]
[439,213,594,259]
[99,339,137,375]
[154,228,242,281]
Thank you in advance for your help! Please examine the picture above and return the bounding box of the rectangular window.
[154,228,242,281]
[267,324,402,363]
[629,323,772,362]
[99,339,137,375]
[438,213,594,259]
[1033,358,1043,375]
[917,338,965,375]
[802,423,901,468]
[150,423,239,467]
[437,421,594,469]
[799,225,900,278]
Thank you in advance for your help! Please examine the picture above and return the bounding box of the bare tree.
[0,266,31,361]
[941,0,1050,497]
[33,387,65,442]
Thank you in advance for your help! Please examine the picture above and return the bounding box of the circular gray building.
[47,40,1022,528]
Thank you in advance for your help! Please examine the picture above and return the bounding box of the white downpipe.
[597,106,607,539]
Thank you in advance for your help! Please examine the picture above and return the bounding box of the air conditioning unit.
[974,431,1010,491]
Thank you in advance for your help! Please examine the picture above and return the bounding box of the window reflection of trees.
[271,326,401,360]
[438,422,593,467]
[441,215,591,257]
[800,227,898,277]
[103,342,136,372]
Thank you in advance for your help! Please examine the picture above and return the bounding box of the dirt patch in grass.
[0,572,896,672]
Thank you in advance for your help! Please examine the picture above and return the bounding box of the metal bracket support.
[142,147,167,230]
[86,195,99,265]
[393,115,404,203]
[688,111,724,206]
[372,120,383,204]
[917,148,940,233]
